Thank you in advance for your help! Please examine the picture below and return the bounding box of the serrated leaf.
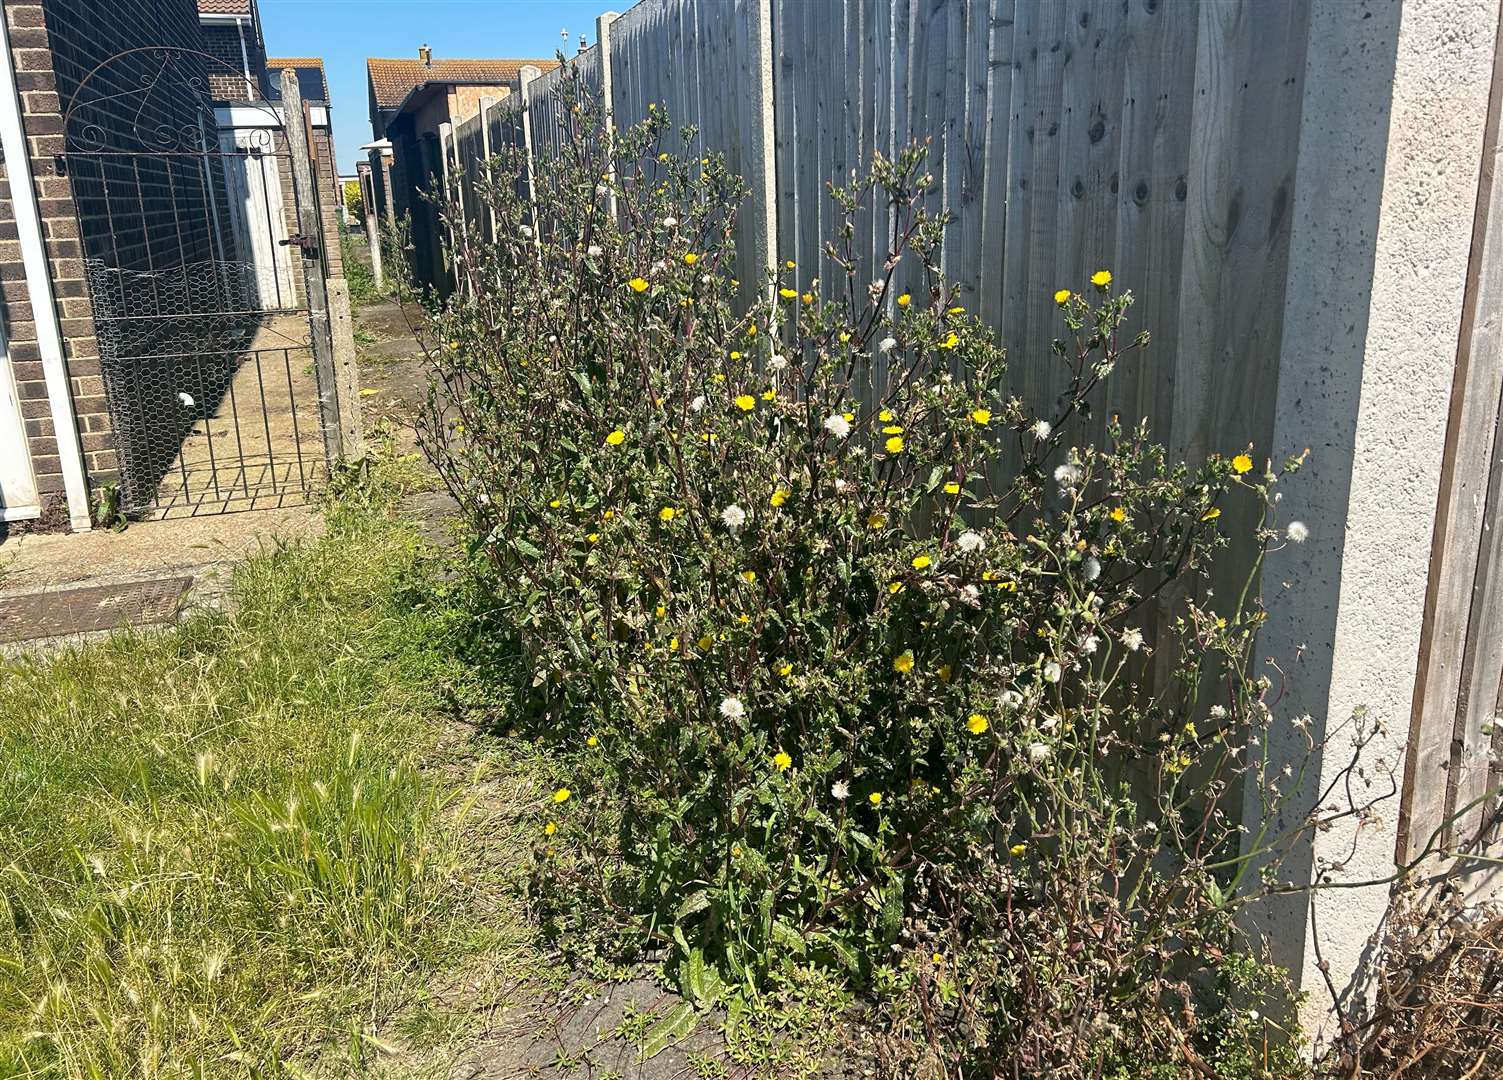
[637,1001,697,1062]
[771,919,806,956]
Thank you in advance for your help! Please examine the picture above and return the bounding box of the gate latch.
[280,233,319,258]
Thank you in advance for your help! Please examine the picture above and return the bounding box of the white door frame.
[0,312,39,522]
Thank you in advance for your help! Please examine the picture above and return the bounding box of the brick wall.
[0,0,114,510]
[202,24,257,101]
[312,121,341,278]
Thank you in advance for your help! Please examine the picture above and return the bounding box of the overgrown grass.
[0,479,475,1077]
[342,232,379,309]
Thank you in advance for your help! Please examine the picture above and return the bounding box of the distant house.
[365,49,557,293]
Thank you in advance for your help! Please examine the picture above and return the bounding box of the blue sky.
[259,0,608,173]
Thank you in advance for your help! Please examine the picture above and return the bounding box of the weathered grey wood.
[280,68,343,467]
[1400,25,1503,863]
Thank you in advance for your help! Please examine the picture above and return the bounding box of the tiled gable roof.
[366,57,559,110]
[197,0,251,14]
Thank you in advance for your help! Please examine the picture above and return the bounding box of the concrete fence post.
[747,0,779,308]
[518,64,542,256]
[597,12,621,220]
[325,278,365,460]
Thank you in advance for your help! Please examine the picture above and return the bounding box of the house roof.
[197,0,251,14]
[366,57,558,111]
[266,57,328,102]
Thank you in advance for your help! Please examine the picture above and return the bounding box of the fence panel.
[440,0,1313,455]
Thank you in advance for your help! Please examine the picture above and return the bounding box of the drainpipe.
[0,13,91,531]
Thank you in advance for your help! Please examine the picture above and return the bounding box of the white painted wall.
[0,316,38,521]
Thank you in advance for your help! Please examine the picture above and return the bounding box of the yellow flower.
[937,664,952,683]
[776,661,794,678]
[885,435,905,454]
[655,604,667,618]
[659,506,677,521]
[741,569,757,583]
[603,509,615,520]
[971,408,991,426]
[785,260,795,269]
[553,788,571,804]
[1109,506,1127,523]
[684,252,698,265]
[933,952,944,964]
[868,512,888,529]
[735,394,756,411]
[1053,288,1071,305]
[869,792,883,806]
[882,424,904,435]
[586,532,600,544]
[888,581,904,594]
[761,388,775,401]
[801,292,813,305]
[696,635,712,650]
[1091,269,1112,288]
[729,351,741,360]
[628,277,649,293]
[896,293,911,307]
[939,331,959,349]
[1201,507,1222,522]
[770,489,789,508]
[746,323,757,337]
[773,751,792,772]
[879,409,894,422]
[739,613,751,623]
[894,650,915,674]
[447,339,459,351]
[1008,842,1027,856]
[1232,453,1253,475]
[839,331,851,343]
[779,287,798,300]
[454,423,466,435]
[912,554,932,570]
[943,481,961,495]
[967,713,990,735]
[843,411,854,422]
[586,735,599,747]
[605,429,626,446]
[549,499,562,508]
[544,821,557,835]
[948,306,965,315]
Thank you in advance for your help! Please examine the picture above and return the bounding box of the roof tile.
[197,0,251,14]
[367,57,559,110]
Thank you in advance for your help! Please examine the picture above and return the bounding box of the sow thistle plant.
[416,67,1389,1078]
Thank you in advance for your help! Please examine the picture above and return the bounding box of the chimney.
[418,44,432,66]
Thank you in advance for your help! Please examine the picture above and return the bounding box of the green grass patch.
[0,486,474,1077]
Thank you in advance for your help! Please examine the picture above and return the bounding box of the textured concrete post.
[596,12,621,220]
[326,278,365,460]
[1250,0,1502,1046]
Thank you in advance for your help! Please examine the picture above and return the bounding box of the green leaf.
[637,1001,697,1062]
[770,919,806,956]
[675,888,711,922]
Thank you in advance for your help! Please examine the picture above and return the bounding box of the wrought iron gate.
[61,48,336,517]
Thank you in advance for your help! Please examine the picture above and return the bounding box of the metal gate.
[60,48,337,517]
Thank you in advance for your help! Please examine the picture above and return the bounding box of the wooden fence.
[445,0,1312,467]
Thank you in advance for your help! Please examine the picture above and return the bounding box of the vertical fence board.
[440,0,1320,502]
